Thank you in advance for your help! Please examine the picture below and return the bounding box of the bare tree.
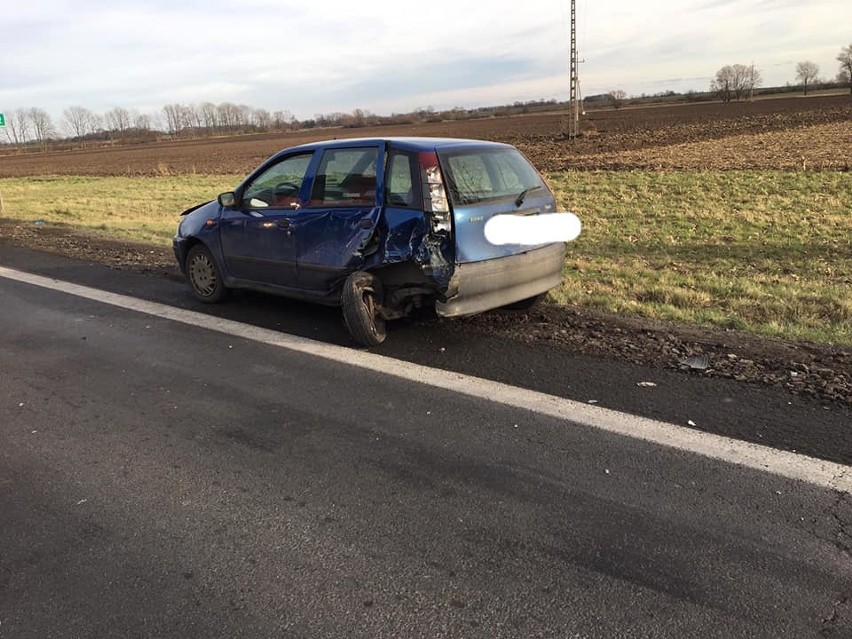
[711,66,736,102]
[134,111,152,131]
[216,103,239,130]
[26,107,56,147]
[104,107,131,134]
[711,64,762,102]
[837,43,852,94]
[191,105,204,130]
[730,64,752,100]
[608,89,627,109]
[179,104,200,136]
[351,108,368,126]
[3,109,31,146]
[795,61,820,95]
[252,108,271,130]
[62,106,98,138]
[272,110,295,131]
[236,104,252,129]
[199,102,218,133]
[162,103,184,136]
[744,63,763,100]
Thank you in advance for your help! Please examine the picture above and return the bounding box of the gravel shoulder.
[3,218,849,406]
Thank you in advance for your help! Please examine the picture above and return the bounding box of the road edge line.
[2,265,849,493]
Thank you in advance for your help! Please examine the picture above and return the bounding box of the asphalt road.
[1,246,851,637]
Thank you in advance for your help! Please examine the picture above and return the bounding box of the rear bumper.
[435,242,566,317]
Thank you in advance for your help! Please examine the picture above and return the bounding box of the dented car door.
[294,144,385,292]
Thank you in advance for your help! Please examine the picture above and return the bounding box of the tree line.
[710,43,852,102]
[1,98,564,150]
[599,43,851,108]
[1,101,404,148]
[2,102,298,148]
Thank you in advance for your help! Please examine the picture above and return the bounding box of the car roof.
[282,137,514,154]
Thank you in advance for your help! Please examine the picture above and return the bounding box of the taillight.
[418,152,451,234]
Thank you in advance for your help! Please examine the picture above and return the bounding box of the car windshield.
[441,148,545,206]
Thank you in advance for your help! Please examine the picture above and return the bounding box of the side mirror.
[218,192,236,208]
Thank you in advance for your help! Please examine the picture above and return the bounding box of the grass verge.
[0,170,849,345]
[0,175,241,244]
[548,170,851,345]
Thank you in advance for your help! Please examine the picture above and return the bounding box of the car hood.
[181,200,215,216]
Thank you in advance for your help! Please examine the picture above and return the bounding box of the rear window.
[441,149,545,206]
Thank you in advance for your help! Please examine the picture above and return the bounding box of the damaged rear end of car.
[366,139,571,324]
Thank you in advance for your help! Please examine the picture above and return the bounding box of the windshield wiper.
[514,185,543,207]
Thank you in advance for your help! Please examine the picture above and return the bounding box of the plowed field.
[0,94,849,177]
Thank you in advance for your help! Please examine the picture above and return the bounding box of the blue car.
[173,137,574,346]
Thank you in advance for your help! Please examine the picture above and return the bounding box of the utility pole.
[568,0,580,139]
[749,61,755,101]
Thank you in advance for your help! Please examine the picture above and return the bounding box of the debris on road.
[636,381,658,387]
[680,355,710,370]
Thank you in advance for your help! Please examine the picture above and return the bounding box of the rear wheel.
[341,271,386,346]
[186,244,227,303]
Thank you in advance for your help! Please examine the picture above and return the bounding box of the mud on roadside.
[2,218,849,406]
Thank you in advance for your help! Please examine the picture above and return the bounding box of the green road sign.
[0,113,5,127]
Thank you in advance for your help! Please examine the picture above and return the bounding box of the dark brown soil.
[3,219,849,406]
[0,94,849,177]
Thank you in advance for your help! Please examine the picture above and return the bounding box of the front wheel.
[186,244,227,303]
[341,271,386,346]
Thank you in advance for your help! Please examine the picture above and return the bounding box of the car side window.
[385,151,417,208]
[309,147,379,207]
[241,153,313,209]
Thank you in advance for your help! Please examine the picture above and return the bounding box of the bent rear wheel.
[186,244,227,303]
[341,271,386,346]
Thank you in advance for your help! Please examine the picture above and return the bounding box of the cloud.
[0,0,848,122]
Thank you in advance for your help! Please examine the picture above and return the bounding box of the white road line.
[2,265,849,493]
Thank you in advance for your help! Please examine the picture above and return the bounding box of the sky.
[1,0,849,125]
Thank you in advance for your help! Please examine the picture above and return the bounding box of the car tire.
[341,271,386,346]
[503,293,544,311]
[186,244,227,303]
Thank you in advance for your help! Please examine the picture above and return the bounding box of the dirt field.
[0,94,849,177]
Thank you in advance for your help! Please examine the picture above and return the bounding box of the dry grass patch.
[548,170,852,344]
[1,169,849,345]
[0,175,241,243]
